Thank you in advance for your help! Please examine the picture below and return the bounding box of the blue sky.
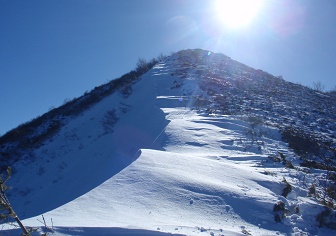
[1,0,336,135]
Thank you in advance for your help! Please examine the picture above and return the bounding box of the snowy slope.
[1,51,335,236]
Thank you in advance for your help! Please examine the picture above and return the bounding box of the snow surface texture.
[1,51,334,235]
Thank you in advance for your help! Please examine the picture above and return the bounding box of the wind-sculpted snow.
[169,50,336,150]
[1,49,335,235]
[6,65,169,219]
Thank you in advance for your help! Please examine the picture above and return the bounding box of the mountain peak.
[1,49,336,235]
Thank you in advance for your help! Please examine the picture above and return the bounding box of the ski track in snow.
[1,59,334,236]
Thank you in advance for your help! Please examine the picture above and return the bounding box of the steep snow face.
[7,65,169,219]
[2,51,335,236]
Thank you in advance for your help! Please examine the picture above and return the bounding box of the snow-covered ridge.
[167,49,336,167]
[0,49,335,235]
[170,50,336,142]
[0,60,156,172]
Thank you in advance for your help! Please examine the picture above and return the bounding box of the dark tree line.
[0,53,168,171]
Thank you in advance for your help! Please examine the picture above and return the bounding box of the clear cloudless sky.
[1,0,336,135]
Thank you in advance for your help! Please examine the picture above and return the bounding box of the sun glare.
[214,0,262,28]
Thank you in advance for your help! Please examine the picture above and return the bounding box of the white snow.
[1,58,334,236]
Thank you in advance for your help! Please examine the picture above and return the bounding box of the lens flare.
[214,0,263,28]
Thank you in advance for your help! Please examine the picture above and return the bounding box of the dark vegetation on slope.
[170,49,336,207]
[0,55,167,172]
[282,127,336,171]
[171,49,336,169]
[0,48,336,231]
[2,49,334,173]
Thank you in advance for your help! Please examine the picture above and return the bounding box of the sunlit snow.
[1,51,333,236]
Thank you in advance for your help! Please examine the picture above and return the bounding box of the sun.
[214,0,263,28]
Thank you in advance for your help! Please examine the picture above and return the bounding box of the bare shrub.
[102,109,119,133]
[316,207,336,229]
[308,184,316,197]
[120,85,133,98]
[273,201,290,222]
[313,81,325,92]
[282,178,292,198]
[0,167,29,235]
